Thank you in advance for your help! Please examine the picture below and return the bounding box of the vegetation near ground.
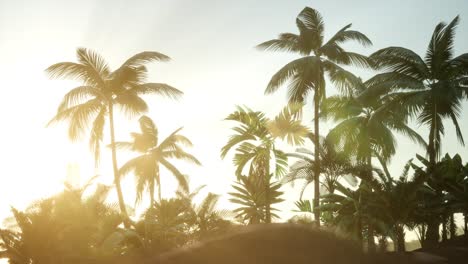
[1,5,468,264]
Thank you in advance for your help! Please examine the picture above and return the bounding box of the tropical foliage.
[2,6,468,264]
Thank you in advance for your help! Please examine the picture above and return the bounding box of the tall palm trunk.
[425,104,440,247]
[156,165,162,202]
[442,214,448,241]
[264,155,271,223]
[464,212,467,237]
[367,223,376,253]
[357,190,364,250]
[365,137,375,252]
[149,180,155,206]
[109,102,130,228]
[449,213,456,239]
[313,91,321,227]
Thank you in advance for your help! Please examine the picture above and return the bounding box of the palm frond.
[122,51,170,68]
[133,83,183,100]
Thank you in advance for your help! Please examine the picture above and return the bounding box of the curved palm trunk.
[313,91,321,227]
[109,102,130,228]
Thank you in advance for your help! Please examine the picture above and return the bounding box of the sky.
[0,0,467,224]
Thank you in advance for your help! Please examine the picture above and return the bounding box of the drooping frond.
[45,62,106,87]
[162,149,202,166]
[115,92,149,118]
[322,60,365,95]
[159,159,189,193]
[133,83,183,100]
[122,51,170,68]
[57,86,103,113]
[89,107,106,165]
[256,33,302,53]
[322,24,372,48]
[370,47,429,80]
[48,99,103,141]
[265,56,321,98]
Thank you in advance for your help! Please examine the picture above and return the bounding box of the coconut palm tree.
[221,104,309,223]
[321,77,426,252]
[257,7,372,225]
[46,48,183,224]
[368,16,468,167]
[322,79,427,172]
[117,115,201,205]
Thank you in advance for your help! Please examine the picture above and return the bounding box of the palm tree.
[283,134,357,198]
[369,17,468,245]
[117,115,201,205]
[358,161,428,252]
[409,153,468,246]
[257,7,372,225]
[321,78,426,251]
[229,174,284,224]
[320,182,368,247]
[221,104,308,223]
[136,198,191,253]
[368,16,468,168]
[46,48,183,225]
[182,192,231,241]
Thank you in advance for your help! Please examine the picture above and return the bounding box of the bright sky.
[0,0,467,224]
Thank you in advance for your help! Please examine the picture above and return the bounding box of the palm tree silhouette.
[221,104,308,222]
[368,16,468,245]
[46,48,183,225]
[116,115,201,205]
[257,7,372,225]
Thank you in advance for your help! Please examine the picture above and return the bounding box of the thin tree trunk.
[156,165,162,202]
[428,103,437,166]
[365,138,375,252]
[395,225,406,252]
[425,107,440,246]
[149,180,155,206]
[313,91,320,227]
[442,214,448,242]
[265,155,271,223]
[449,213,456,239]
[109,102,130,228]
[357,215,364,251]
[464,212,468,237]
[378,236,388,252]
[418,224,427,248]
[424,218,439,248]
[368,223,376,253]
